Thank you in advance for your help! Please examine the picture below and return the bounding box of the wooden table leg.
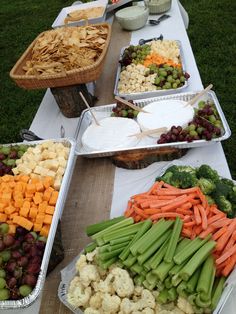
[50,84,96,118]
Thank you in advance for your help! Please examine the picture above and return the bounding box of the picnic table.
[9,1,234,313]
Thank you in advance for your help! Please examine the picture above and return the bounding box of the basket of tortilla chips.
[10,23,111,89]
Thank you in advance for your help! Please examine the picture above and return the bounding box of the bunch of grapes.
[111,100,139,119]
[120,44,151,68]
[157,101,222,144]
[0,145,28,177]
[0,223,46,301]
[148,64,190,90]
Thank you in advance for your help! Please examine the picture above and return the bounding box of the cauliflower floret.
[89,292,103,309]
[120,298,140,314]
[80,265,100,287]
[133,286,143,296]
[132,308,154,314]
[111,267,134,298]
[67,277,92,308]
[93,273,115,294]
[76,254,87,272]
[138,290,155,310]
[102,293,121,313]
[177,297,194,314]
[86,248,98,262]
[84,308,101,314]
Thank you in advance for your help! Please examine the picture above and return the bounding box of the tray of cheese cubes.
[75,91,231,158]
[0,138,76,309]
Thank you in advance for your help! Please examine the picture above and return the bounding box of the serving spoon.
[139,34,163,46]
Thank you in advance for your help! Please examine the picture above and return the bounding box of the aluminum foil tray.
[114,40,188,100]
[75,91,231,158]
[0,138,77,309]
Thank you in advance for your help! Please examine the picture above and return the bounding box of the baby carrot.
[194,205,201,225]
[198,204,208,230]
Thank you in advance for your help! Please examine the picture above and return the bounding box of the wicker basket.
[148,0,172,14]
[10,23,111,90]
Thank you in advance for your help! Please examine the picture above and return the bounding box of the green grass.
[0,0,236,177]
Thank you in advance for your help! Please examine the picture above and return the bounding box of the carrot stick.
[133,206,149,219]
[163,183,180,190]
[182,227,192,238]
[124,201,134,217]
[131,192,148,199]
[216,243,236,265]
[215,220,236,252]
[161,195,197,212]
[208,214,226,225]
[211,206,227,216]
[193,224,203,236]
[156,187,199,196]
[134,215,141,222]
[143,208,162,215]
[222,253,236,276]
[184,221,196,227]
[155,195,177,200]
[149,194,187,209]
[223,231,236,254]
[149,212,184,220]
[147,181,164,195]
[211,218,231,228]
[183,215,192,222]
[194,205,201,225]
[199,225,215,239]
[176,208,193,216]
[212,226,228,241]
[197,188,207,208]
[198,204,208,230]
[179,202,193,210]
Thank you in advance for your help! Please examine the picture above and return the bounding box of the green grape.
[0,269,6,278]
[197,127,204,134]
[189,124,196,131]
[19,285,32,297]
[175,79,181,85]
[214,120,222,128]
[110,113,116,117]
[0,251,11,262]
[121,110,128,117]
[160,76,165,82]
[0,223,9,235]
[172,83,178,89]
[0,278,6,289]
[165,82,172,89]
[198,100,206,109]
[159,70,167,77]
[155,77,161,85]
[163,64,169,68]
[167,75,173,83]
[133,110,139,117]
[173,73,178,79]
[156,86,162,90]
[180,76,186,83]
[209,115,216,123]
[189,130,198,137]
[0,288,9,301]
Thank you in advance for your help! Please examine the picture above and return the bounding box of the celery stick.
[143,280,155,290]
[129,219,166,255]
[131,262,144,274]
[137,229,172,265]
[186,268,202,293]
[100,257,117,269]
[200,265,216,302]
[156,288,169,303]
[168,287,177,301]
[146,271,158,285]
[196,255,215,295]
[109,235,134,245]
[192,305,204,314]
[169,262,185,276]
[99,244,110,253]
[123,253,137,267]
[156,280,165,291]
[141,270,147,277]
[195,294,211,308]
[211,276,226,310]
[137,220,174,255]
[84,242,97,253]
[188,294,196,306]
[143,260,152,271]
[86,216,125,236]
[174,234,211,265]
[171,274,182,287]
[150,238,169,270]
[134,274,145,286]
[164,217,183,263]
[119,219,152,261]
[91,217,134,239]
[179,240,216,281]
[164,276,172,289]
[102,221,144,243]
[176,281,188,298]
[109,241,130,252]
[99,248,124,261]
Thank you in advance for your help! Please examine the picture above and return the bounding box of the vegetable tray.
[75,91,231,158]
[0,138,77,309]
[114,41,188,100]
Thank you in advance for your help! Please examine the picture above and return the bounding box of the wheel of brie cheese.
[82,117,141,152]
[137,100,194,137]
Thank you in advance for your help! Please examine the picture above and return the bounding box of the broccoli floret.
[228,188,236,203]
[198,178,216,195]
[214,182,232,198]
[158,171,173,185]
[196,165,220,183]
[220,178,235,188]
[167,172,197,189]
[173,165,196,175]
[215,195,233,216]
[205,195,215,205]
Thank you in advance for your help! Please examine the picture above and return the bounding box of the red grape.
[11,250,22,259]
[22,242,31,253]
[3,234,15,247]
[13,267,23,279]
[6,261,16,273]
[7,277,17,289]
[24,233,35,244]
[27,263,40,274]
[22,274,37,287]
[17,256,28,268]
[0,240,5,252]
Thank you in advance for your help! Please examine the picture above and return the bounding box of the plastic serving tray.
[75,91,231,158]
[0,138,77,309]
[52,0,108,28]
[114,40,188,100]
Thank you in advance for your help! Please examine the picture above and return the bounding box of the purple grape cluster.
[157,101,222,144]
[111,100,138,119]
[0,223,46,300]
[0,144,28,176]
